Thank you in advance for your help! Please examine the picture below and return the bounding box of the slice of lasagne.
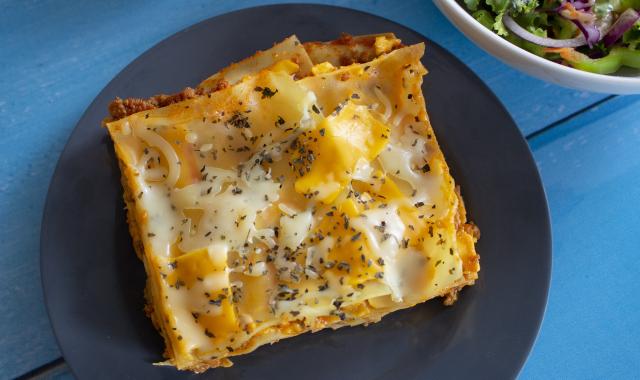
[105,34,480,373]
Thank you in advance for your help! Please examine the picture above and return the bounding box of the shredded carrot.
[543,48,589,64]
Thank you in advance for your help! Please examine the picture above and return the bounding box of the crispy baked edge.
[106,34,403,122]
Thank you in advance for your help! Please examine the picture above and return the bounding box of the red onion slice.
[503,14,587,48]
[572,19,601,47]
[603,8,640,47]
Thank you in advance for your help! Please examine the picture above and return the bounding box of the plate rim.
[40,3,552,378]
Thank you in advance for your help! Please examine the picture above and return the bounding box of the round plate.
[41,4,551,379]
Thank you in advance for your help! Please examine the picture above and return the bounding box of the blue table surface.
[1,0,638,378]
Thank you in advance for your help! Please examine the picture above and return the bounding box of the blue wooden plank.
[521,95,640,379]
[0,0,616,377]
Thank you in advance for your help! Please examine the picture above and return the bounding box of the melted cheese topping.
[292,101,389,203]
[106,41,479,371]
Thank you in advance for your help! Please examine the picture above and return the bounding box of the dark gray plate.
[41,4,551,380]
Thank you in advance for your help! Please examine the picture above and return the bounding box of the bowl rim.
[436,0,640,85]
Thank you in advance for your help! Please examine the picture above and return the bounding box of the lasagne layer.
[105,34,479,372]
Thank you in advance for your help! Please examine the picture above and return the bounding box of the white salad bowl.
[434,0,640,94]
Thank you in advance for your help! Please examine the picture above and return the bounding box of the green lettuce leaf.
[515,10,549,37]
[484,0,509,36]
[473,10,496,30]
[464,0,481,12]
[486,0,510,13]
[623,21,640,50]
[551,15,578,39]
[511,0,540,14]
[493,12,509,36]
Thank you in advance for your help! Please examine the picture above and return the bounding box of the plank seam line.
[14,357,67,380]
[525,95,617,141]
